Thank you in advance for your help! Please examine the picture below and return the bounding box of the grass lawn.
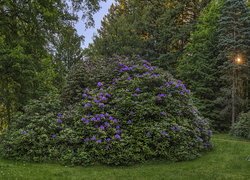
[0,134,249,180]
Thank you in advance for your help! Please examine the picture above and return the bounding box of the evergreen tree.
[89,0,210,74]
[88,2,143,58]
[216,0,250,126]
[177,0,224,130]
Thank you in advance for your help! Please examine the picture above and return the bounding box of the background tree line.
[0,0,106,130]
[0,0,249,132]
[87,0,250,131]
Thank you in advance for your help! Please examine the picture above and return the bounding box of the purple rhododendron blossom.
[119,65,133,72]
[82,93,88,99]
[91,136,96,141]
[116,130,122,134]
[197,137,203,142]
[94,99,100,103]
[84,103,92,108]
[82,118,90,124]
[135,88,141,93]
[99,125,105,130]
[96,139,102,143]
[104,122,110,127]
[161,131,169,136]
[100,114,105,118]
[20,130,27,135]
[114,134,121,140]
[151,73,160,77]
[127,120,132,124]
[99,103,105,108]
[105,93,111,98]
[208,130,212,136]
[51,134,56,138]
[171,125,181,132]
[106,138,111,142]
[100,96,107,101]
[158,93,166,97]
[160,112,166,116]
[84,138,90,142]
[57,113,63,118]
[97,82,103,87]
[57,119,63,124]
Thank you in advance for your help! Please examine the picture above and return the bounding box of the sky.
[75,1,115,48]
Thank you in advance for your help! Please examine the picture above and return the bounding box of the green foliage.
[177,0,224,130]
[0,94,61,162]
[61,56,123,105]
[178,0,250,130]
[0,36,36,122]
[216,0,250,125]
[88,0,210,74]
[1,135,249,179]
[0,0,106,126]
[51,25,84,74]
[1,57,212,166]
[230,111,250,139]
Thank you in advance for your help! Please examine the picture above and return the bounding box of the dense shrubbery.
[230,111,250,140]
[61,57,121,105]
[0,94,61,161]
[1,57,212,166]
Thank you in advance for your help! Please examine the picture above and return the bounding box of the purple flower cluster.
[151,73,160,78]
[20,130,28,135]
[97,82,103,88]
[88,92,112,109]
[160,131,170,137]
[119,63,135,72]
[83,102,92,108]
[160,112,167,116]
[135,88,142,93]
[127,120,132,124]
[82,113,123,144]
[170,125,181,132]
[207,130,212,137]
[51,134,57,139]
[143,63,155,71]
[57,113,63,124]
[165,80,191,95]
[158,93,166,98]
[196,137,203,142]
[57,119,63,124]
[127,76,132,81]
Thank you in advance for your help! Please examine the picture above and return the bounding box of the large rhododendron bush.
[1,57,212,166]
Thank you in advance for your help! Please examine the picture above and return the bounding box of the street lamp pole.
[232,60,236,125]
[232,55,242,125]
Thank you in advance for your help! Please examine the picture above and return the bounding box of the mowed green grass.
[0,134,249,180]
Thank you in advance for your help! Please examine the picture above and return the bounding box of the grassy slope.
[0,134,249,180]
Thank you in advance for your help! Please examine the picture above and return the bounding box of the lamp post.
[232,55,242,125]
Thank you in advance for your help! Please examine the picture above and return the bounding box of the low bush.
[230,111,250,140]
